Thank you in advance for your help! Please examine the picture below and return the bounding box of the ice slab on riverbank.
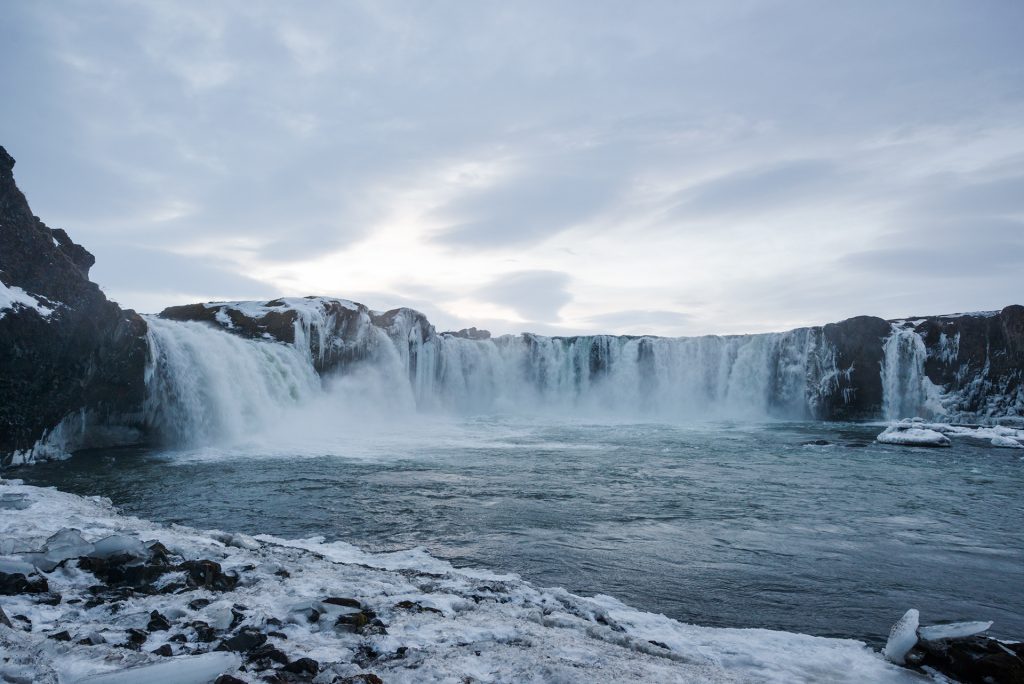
[0,478,918,683]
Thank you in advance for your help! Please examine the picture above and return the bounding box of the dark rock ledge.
[0,145,147,464]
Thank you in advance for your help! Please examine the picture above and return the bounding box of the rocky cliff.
[0,146,148,464]
[892,307,1024,420]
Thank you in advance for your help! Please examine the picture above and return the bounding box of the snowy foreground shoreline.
[0,479,919,683]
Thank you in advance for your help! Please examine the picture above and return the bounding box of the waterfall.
[143,317,321,445]
[397,329,826,419]
[881,325,942,420]
[142,309,849,448]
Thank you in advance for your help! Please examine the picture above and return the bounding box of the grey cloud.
[670,159,845,219]
[583,310,692,332]
[89,242,278,303]
[913,173,1024,219]
[839,242,1024,277]
[476,270,572,322]
[433,162,620,249]
[589,309,692,327]
[895,217,1024,246]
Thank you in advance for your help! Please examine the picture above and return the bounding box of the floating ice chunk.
[0,492,31,510]
[90,534,149,561]
[884,608,920,664]
[918,620,993,641]
[877,426,951,447]
[913,423,1024,447]
[42,529,95,567]
[205,604,234,631]
[0,557,36,575]
[210,531,260,550]
[77,651,240,683]
[20,529,96,571]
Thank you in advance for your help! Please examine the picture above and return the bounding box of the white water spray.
[142,309,851,448]
[143,317,321,445]
[881,326,943,420]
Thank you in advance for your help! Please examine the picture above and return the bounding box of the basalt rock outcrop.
[160,298,435,374]
[901,307,1024,419]
[0,146,148,465]
[817,315,893,420]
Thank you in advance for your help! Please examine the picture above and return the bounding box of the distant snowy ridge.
[0,478,916,683]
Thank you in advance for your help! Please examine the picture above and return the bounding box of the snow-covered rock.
[0,280,56,319]
[892,421,1024,449]
[876,426,951,447]
[990,435,1024,449]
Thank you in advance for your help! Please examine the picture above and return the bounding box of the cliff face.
[817,315,893,420]
[0,146,148,464]
[905,307,1024,419]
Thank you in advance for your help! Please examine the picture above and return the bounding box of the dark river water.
[15,419,1024,645]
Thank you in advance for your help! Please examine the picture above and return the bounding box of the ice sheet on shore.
[0,478,917,683]
[78,651,241,683]
[918,620,993,641]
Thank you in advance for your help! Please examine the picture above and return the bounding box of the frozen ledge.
[0,479,916,683]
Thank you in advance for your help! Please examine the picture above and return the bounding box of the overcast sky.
[2,1,1022,336]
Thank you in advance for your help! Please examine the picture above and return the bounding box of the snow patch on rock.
[0,279,56,319]
[876,426,951,447]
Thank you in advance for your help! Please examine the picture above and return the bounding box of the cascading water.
[881,325,942,420]
[142,305,858,449]
[143,316,321,445]
[398,326,830,418]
